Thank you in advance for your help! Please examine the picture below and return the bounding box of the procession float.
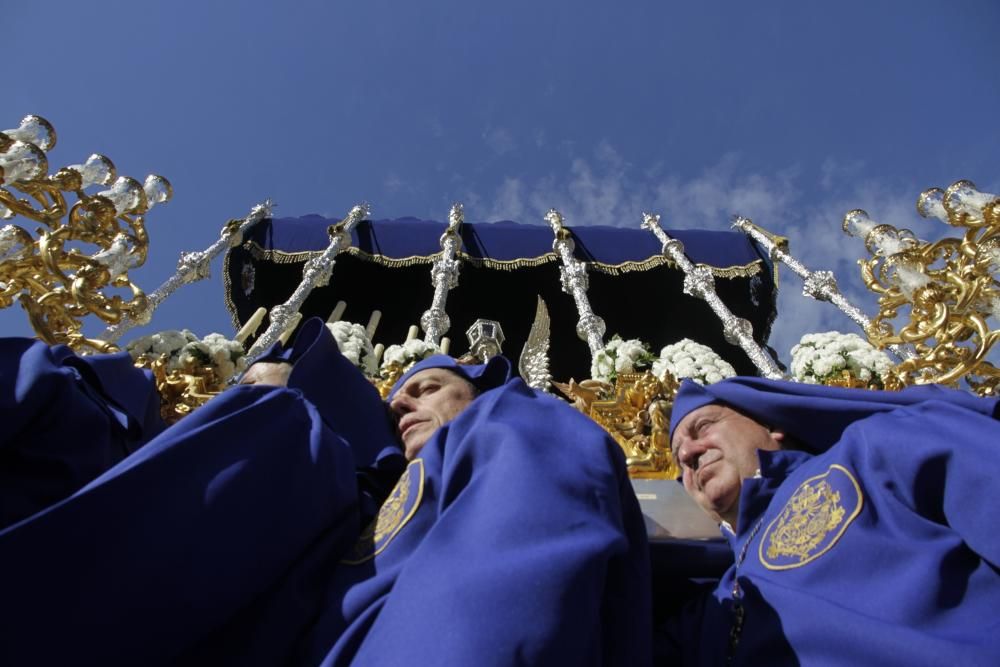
[4,113,999,584]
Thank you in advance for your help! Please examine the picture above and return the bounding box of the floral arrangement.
[652,338,736,385]
[326,321,378,376]
[126,330,248,380]
[126,329,198,365]
[790,331,895,388]
[380,338,440,374]
[590,336,657,383]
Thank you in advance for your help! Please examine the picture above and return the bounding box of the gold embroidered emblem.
[342,458,424,564]
[759,464,863,570]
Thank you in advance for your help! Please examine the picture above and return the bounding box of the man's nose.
[677,437,707,470]
[389,393,414,417]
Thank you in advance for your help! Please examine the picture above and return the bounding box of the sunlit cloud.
[466,144,952,365]
[482,126,516,156]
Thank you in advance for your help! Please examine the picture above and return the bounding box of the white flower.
[178,341,212,370]
[790,331,894,388]
[199,332,248,379]
[591,350,616,382]
[590,335,655,382]
[326,321,377,375]
[654,339,735,385]
[381,338,439,375]
[127,329,246,379]
[125,329,199,370]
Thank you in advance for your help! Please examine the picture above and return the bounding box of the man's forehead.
[678,403,729,425]
[671,403,732,440]
[398,367,464,389]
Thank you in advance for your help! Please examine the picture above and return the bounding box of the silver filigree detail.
[100,199,273,342]
[176,250,212,284]
[643,212,784,379]
[546,208,605,354]
[682,265,715,299]
[420,309,451,336]
[802,270,838,301]
[421,203,464,344]
[723,317,754,346]
[246,203,368,358]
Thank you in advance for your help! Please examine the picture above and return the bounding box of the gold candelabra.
[845,180,1000,394]
[0,115,171,353]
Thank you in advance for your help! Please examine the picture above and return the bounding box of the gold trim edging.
[224,241,767,332]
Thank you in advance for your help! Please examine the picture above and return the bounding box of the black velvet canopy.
[224,215,781,380]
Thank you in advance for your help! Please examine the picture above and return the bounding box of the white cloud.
[469,144,964,369]
[480,177,528,222]
[482,126,516,156]
[384,172,405,194]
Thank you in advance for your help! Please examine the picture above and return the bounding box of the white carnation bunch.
[326,321,377,376]
[126,330,248,380]
[381,338,440,373]
[652,338,736,385]
[126,329,199,371]
[590,336,656,383]
[790,331,894,388]
[178,333,248,380]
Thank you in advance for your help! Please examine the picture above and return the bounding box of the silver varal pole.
[420,202,464,344]
[642,212,785,379]
[100,200,273,343]
[732,215,913,362]
[246,203,369,358]
[546,208,605,354]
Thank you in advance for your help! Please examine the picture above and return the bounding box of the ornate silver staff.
[420,202,463,344]
[732,215,913,362]
[246,203,369,358]
[100,200,272,343]
[641,212,785,379]
[546,208,605,354]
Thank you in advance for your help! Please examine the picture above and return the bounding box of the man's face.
[670,404,784,527]
[388,368,477,460]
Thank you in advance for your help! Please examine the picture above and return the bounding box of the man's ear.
[768,428,786,447]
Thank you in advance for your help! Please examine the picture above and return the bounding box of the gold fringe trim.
[222,248,243,333]
[457,251,558,271]
[223,238,771,332]
[240,240,765,278]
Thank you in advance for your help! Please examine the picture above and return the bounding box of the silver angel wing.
[518,295,552,392]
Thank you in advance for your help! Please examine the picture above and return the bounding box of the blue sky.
[5,0,999,363]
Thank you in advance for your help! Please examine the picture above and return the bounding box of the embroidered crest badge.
[759,464,862,570]
[240,260,255,296]
[342,458,425,565]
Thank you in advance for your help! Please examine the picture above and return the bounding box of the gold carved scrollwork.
[134,354,226,425]
[555,371,681,479]
[852,182,1000,394]
[374,362,406,399]
[820,368,906,392]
